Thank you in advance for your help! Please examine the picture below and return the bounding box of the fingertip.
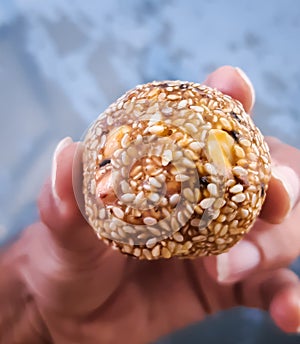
[260,166,300,224]
[204,65,255,113]
[270,284,300,334]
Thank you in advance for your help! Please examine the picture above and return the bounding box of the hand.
[1,66,299,344]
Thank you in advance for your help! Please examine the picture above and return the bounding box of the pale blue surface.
[0,1,300,343]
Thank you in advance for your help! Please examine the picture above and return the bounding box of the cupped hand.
[4,66,300,344]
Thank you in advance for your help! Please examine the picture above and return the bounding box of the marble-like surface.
[0,1,299,343]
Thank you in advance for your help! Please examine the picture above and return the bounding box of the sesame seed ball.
[82,81,271,259]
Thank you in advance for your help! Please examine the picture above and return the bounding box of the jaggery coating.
[82,81,271,259]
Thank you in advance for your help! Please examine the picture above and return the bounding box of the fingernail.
[217,240,260,283]
[272,165,300,213]
[235,67,256,110]
[52,137,73,202]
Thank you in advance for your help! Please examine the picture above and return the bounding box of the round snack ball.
[82,81,271,259]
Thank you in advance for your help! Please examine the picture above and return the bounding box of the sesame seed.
[216,238,226,245]
[251,193,257,207]
[151,245,160,257]
[200,197,215,209]
[142,248,152,260]
[133,248,141,257]
[167,94,181,100]
[239,208,249,218]
[173,232,184,242]
[175,174,190,182]
[148,227,161,236]
[169,193,180,206]
[181,157,195,169]
[149,125,165,135]
[232,193,246,203]
[143,217,157,226]
[99,208,106,219]
[177,212,187,226]
[189,141,204,152]
[162,150,173,166]
[183,188,194,202]
[146,237,157,248]
[162,107,173,115]
[204,163,217,175]
[214,223,222,234]
[161,247,172,258]
[229,184,244,194]
[234,145,245,158]
[207,183,218,197]
[219,225,229,236]
[192,235,207,242]
[220,117,232,130]
[178,99,188,109]
[123,225,135,233]
[190,105,204,113]
[232,166,248,176]
[240,138,251,147]
[112,207,124,219]
[121,193,135,203]
[120,181,131,194]
[191,218,201,227]
[185,123,198,134]
[149,177,162,188]
[148,193,160,203]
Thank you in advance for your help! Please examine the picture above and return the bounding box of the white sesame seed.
[189,141,204,152]
[204,163,217,175]
[146,238,157,248]
[177,212,187,226]
[112,207,124,219]
[167,94,180,100]
[143,217,157,226]
[173,232,184,242]
[183,188,194,202]
[234,145,245,158]
[232,166,248,176]
[207,183,218,197]
[181,157,195,169]
[148,227,161,236]
[229,184,244,194]
[178,99,188,109]
[184,123,198,134]
[121,193,135,203]
[149,177,162,188]
[123,225,135,233]
[162,107,173,115]
[220,117,232,130]
[173,150,183,160]
[240,138,251,147]
[121,151,130,166]
[239,208,249,218]
[200,197,215,209]
[232,193,246,203]
[175,174,190,182]
[251,193,257,207]
[148,193,160,203]
[169,193,180,206]
[161,149,173,166]
[121,133,130,148]
[156,173,166,183]
[149,125,165,135]
[190,105,204,113]
[151,245,160,257]
[99,208,106,219]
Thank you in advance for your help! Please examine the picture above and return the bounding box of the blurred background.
[0,0,299,343]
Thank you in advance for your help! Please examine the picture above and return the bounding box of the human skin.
[0,66,299,343]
